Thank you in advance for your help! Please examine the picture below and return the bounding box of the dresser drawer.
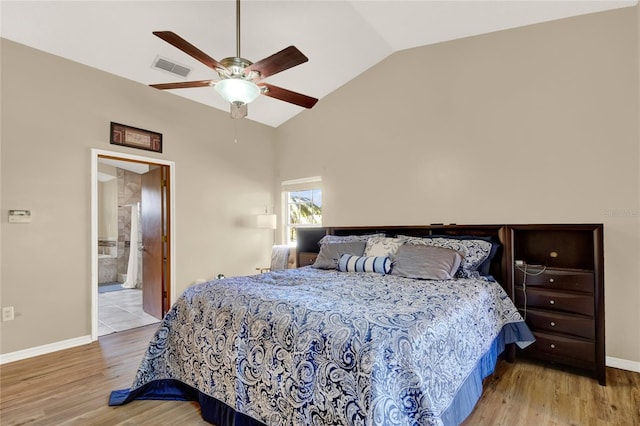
[514,267,593,293]
[523,332,595,366]
[298,252,318,267]
[515,289,594,316]
[522,308,594,339]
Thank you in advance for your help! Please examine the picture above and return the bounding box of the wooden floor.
[1,324,638,426]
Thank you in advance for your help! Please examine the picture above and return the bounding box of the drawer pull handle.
[549,278,555,283]
[549,300,555,305]
[550,321,556,327]
[550,344,556,349]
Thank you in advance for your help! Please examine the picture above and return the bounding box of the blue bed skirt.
[439,321,531,424]
[110,322,531,426]
[109,380,267,426]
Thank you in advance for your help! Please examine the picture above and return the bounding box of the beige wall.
[277,8,640,364]
[0,39,277,354]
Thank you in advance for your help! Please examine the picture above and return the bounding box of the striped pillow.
[338,254,391,275]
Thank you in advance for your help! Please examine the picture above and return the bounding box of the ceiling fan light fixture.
[214,78,260,105]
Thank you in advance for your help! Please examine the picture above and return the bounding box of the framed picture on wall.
[110,122,163,153]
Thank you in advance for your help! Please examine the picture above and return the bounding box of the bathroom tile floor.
[98,288,160,337]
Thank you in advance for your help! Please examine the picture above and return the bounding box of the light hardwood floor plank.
[1,324,638,425]
[463,354,640,426]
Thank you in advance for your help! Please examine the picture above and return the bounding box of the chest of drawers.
[514,267,599,371]
[508,225,605,385]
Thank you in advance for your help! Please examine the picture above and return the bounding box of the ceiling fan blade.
[245,46,308,79]
[261,83,318,109]
[153,31,225,72]
[150,80,215,90]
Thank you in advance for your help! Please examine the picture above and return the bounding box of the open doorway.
[91,149,175,340]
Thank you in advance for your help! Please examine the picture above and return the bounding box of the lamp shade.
[215,79,261,105]
[256,214,277,229]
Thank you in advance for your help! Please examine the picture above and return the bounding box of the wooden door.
[141,166,167,319]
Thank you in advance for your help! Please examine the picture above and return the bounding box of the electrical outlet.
[2,306,15,321]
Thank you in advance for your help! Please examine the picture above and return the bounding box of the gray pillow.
[391,245,463,280]
[399,235,491,278]
[312,242,366,269]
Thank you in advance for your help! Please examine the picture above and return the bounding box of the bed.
[110,225,534,425]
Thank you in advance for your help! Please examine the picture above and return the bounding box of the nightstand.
[297,252,318,267]
[295,227,326,268]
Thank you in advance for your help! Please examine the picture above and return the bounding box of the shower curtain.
[122,204,140,289]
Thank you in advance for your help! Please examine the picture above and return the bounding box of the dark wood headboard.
[297,224,509,292]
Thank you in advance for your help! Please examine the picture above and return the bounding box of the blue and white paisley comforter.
[114,268,532,425]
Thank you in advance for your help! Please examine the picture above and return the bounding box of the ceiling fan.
[150,0,318,119]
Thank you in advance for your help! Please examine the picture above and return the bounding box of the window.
[282,177,322,244]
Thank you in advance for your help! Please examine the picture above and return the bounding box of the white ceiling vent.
[151,55,191,78]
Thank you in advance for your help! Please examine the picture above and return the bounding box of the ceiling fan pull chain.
[233,119,238,144]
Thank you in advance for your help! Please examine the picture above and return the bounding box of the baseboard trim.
[606,356,640,373]
[0,335,92,365]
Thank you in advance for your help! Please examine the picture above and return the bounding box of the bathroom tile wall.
[98,239,118,283]
[98,256,118,283]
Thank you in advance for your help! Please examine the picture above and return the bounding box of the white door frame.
[90,148,176,341]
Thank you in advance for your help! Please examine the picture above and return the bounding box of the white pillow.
[364,236,406,258]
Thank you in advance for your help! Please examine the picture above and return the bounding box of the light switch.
[8,210,31,223]
[2,306,14,321]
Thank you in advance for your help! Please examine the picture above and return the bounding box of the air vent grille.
[152,56,191,78]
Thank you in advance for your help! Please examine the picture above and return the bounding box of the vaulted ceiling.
[2,1,636,127]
